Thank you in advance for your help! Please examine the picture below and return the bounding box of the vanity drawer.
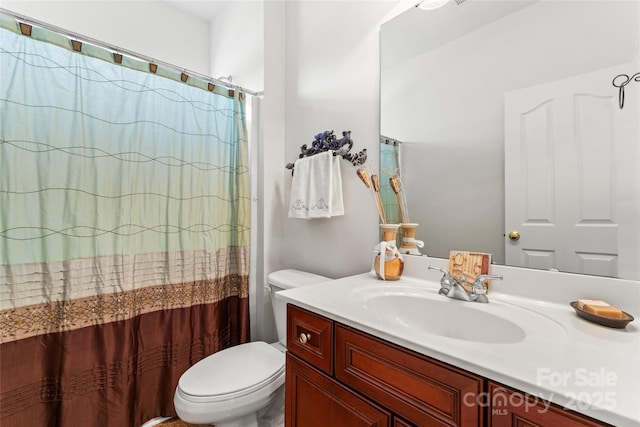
[287,304,333,375]
[335,325,484,427]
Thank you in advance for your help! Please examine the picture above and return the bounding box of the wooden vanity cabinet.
[393,418,416,427]
[285,304,611,427]
[286,353,392,426]
[335,325,484,426]
[487,382,611,427]
[285,305,484,427]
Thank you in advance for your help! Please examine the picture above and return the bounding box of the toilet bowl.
[173,269,330,427]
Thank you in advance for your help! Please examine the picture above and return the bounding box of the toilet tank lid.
[267,269,330,290]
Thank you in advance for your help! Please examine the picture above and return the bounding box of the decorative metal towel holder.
[612,72,640,109]
[286,130,367,174]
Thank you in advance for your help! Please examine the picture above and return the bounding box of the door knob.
[508,231,520,241]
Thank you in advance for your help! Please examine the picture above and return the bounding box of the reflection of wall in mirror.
[380,0,639,269]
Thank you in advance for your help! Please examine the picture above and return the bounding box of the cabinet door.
[286,353,391,427]
[393,417,415,427]
[335,325,484,427]
[488,382,611,427]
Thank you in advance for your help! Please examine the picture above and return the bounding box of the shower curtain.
[380,140,401,224]
[0,15,250,426]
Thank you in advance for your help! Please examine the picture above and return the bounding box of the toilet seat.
[177,341,285,403]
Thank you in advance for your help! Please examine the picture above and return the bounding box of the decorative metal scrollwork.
[286,130,367,174]
[612,72,640,109]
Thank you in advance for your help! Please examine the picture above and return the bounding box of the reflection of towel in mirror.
[288,151,344,219]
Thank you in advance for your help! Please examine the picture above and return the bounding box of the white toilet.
[173,269,329,427]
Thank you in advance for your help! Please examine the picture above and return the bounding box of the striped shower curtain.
[380,140,401,224]
[0,14,250,426]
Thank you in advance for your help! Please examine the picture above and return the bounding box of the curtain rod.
[380,136,402,145]
[0,7,263,97]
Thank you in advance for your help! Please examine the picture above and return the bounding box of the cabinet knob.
[298,333,311,344]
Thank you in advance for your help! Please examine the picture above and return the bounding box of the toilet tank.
[267,269,330,345]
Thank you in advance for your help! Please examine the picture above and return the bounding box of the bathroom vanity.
[278,258,640,427]
[286,304,607,426]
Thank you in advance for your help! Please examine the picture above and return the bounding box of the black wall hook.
[612,72,640,109]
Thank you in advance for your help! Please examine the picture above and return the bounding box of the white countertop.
[277,260,640,427]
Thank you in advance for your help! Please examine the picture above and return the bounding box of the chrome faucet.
[469,274,503,303]
[427,266,456,295]
[428,266,470,301]
[428,266,503,303]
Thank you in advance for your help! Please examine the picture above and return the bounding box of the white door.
[505,64,640,279]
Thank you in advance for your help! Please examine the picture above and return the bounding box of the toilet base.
[174,376,285,427]
[214,412,258,427]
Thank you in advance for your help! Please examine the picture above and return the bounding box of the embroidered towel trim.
[288,151,344,219]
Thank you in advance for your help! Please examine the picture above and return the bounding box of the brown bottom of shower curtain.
[0,296,249,427]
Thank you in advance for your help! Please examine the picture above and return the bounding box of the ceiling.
[381,0,538,70]
[164,1,228,23]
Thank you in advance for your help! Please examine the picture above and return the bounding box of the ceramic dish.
[570,301,634,329]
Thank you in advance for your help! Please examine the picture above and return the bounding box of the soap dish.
[570,301,634,329]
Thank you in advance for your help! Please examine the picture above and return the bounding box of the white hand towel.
[288,151,344,219]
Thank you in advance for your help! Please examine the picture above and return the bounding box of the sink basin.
[364,293,526,343]
[350,283,566,344]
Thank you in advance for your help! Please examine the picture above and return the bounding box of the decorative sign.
[448,250,491,293]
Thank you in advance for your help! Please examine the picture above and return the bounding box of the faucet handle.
[471,274,503,295]
[428,266,457,293]
[428,266,454,283]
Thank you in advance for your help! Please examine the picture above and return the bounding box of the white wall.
[208,1,264,92]
[2,1,211,75]
[281,0,396,280]
[258,1,287,343]
[245,0,396,341]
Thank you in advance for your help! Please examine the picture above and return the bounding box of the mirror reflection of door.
[505,64,640,279]
[380,0,640,278]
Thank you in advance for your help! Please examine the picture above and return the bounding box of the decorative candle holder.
[399,223,424,255]
[373,224,404,281]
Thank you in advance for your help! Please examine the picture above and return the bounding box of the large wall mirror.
[380,0,640,280]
